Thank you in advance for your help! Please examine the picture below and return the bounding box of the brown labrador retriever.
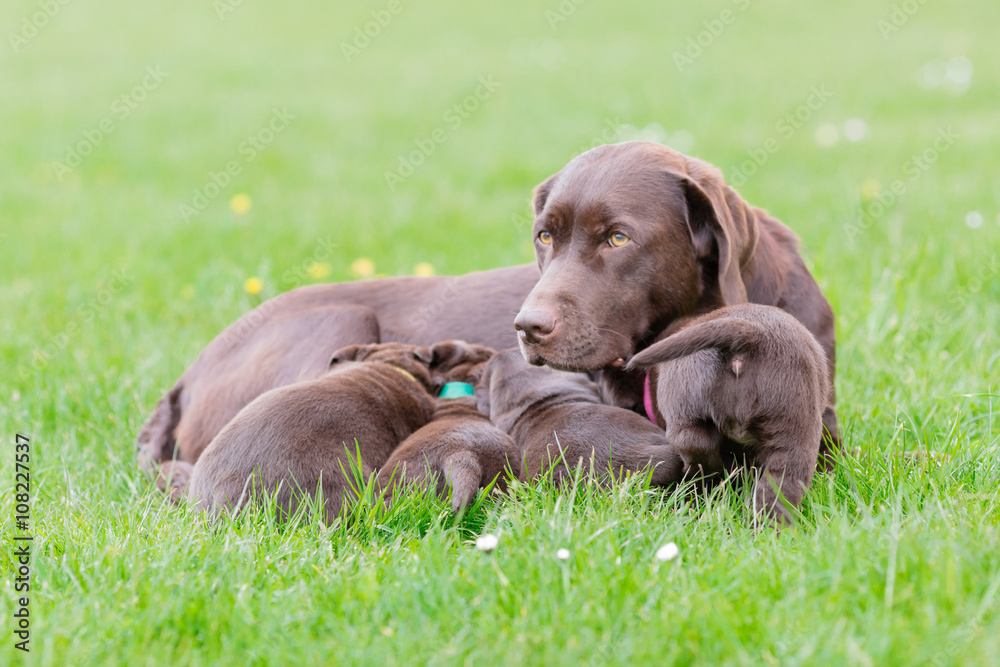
[137,142,837,480]
[185,341,478,522]
[627,304,830,524]
[513,142,839,461]
[378,343,521,511]
[479,348,683,485]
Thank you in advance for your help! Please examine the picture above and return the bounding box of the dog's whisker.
[595,326,631,344]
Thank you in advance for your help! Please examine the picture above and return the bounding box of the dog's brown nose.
[514,309,558,344]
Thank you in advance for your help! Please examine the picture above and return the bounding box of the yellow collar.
[388,365,418,384]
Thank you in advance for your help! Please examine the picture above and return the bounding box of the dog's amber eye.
[538,231,552,245]
[609,232,629,247]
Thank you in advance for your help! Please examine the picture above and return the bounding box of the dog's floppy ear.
[474,359,495,418]
[413,346,435,364]
[532,171,560,216]
[679,156,759,306]
[330,344,370,366]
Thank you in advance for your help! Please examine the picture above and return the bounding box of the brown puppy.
[514,141,839,461]
[627,304,830,524]
[378,343,521,511]
[186,342,457,522]
[480,348,683,485]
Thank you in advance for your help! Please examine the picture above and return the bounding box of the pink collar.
[643,372,657,424]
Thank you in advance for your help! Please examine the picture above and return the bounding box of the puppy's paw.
[156,460,194,502]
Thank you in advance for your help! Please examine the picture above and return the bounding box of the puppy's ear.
[429,340,462,367]
[680,156,759,306]
[474,386,491,419]
[428,340,495,369]
[532,172,560,216]
[413,346,435,364]
[330,344,369,366]
[474,362,494,418]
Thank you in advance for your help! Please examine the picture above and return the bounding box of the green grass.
[2,0,999,664]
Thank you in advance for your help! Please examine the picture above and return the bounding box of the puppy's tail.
[443,451,483,513]
[626,318,761,369]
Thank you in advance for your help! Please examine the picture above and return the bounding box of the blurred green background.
[1,0,998,664]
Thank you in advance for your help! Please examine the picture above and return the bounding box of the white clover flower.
[655,542,680,561]
[556,548,571,560]
[475,534,498,552]
[965,211,984,229]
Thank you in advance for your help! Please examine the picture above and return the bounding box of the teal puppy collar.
[438,382,475,398]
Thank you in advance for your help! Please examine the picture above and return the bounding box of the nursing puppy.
[627,304,830,524]
[480,348,682,485]
[379,343,520,511]
[186,341,471,522]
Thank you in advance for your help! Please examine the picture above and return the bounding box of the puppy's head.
[330,342,436,390]
[475,347,525,419]
[477,347,598,428]
[424,340,496,387]
[514,141,759,372]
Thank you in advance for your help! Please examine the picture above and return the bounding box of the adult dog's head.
[515,141,760,372]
